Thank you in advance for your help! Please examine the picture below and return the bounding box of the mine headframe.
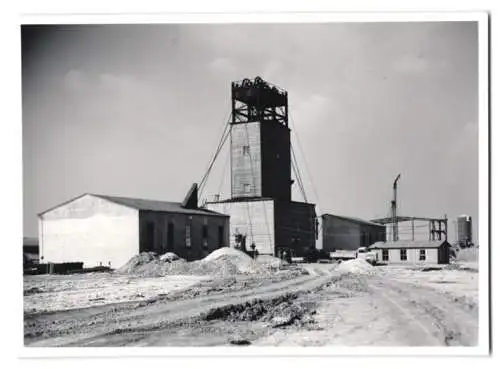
[231,76,288,127]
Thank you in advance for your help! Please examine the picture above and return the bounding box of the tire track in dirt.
[27,271,335,347]
[369,277,478,346]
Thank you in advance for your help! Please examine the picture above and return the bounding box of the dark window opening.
[185,223,192,248]
[218,225,224,247]
[400,249,407,261]
[167,222,174,250]
[202,224,209,249]
[382,249,389,261]
[144,221,155,252]
[419,249,426,261]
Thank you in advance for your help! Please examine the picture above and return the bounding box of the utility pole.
[391,174,401,242]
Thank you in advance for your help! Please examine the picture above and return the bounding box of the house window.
[218,225,224,247]
[202,224,208,238]
[145,221,155,252]
[419,249,426,261]
[400,249,407,261]
[167,222,174,250]
[382,249,389,261]
[185,221,192,248]
[242,145,250,155]
[202,224,209,249]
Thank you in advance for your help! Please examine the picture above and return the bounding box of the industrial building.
[369,240,451,264]
[206,77,317,258]
[38,185,229,268]
[317,214,386,252]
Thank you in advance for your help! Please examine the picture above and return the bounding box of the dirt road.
[24,263,478,347]
[255,270,478,346]
[25,265,334,347]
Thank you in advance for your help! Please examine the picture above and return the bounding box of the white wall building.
[369,240,451,265]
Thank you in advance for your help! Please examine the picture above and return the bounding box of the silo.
[457,215,473,246]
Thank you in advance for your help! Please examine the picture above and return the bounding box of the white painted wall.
[39,194,139,268]
[206,200,275,255]
[373,248,439,264]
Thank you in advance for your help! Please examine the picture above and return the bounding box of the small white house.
[369,240,451,265]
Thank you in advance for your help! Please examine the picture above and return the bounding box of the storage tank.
[457,215,473,246]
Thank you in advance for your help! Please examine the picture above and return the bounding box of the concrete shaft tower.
[206,77,316,258]
[230,77,292,201]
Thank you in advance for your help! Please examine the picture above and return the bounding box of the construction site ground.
[24,260,478,347]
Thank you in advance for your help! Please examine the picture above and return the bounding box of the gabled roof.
[39,193,228,217]
[369,240,450,249]
[322,213,385,228]
[93,195,228,217]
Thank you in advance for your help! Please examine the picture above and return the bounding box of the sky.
[22,22,479,242]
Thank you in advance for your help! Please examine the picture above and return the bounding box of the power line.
[291,143,307,203]
[216,143,231,197]
[288,113,321,213]
[198,116,232,199]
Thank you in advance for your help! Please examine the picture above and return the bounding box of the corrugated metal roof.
[322,213,385,227]
[369,240,449,249]
[94,194,228,217]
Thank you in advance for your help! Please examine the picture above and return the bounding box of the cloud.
[263,60,283,80]
[393,54,430,73]
[290,93,336,129]
[63,69,87,92]
[208,57,237,76]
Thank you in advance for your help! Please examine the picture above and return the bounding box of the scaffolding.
[370,215,448,242]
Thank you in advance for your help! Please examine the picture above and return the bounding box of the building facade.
[206,77,317,257]
[39,188,229,268]
[318,214,386,252]
[369,240,450,264]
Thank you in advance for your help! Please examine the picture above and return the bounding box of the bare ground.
[24,262,478,347]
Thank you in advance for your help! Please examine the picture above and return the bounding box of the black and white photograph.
[17,10,490,355]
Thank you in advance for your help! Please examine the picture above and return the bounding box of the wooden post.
[444,217,448,241]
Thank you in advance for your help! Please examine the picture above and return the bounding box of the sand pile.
[335,258,374,274]
[118,248,272,277]
[118,252,159,274]
[160,252,184,262]
[255,255,287,269]
[201,247,267,275]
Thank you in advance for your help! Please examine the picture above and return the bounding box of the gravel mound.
[203,247,251,262]
[255,255,288,269]
[203,293,316,327]
[335,258,374,274]
[201,247,267,274]
[118,248,274,277]
[118,252,159,274]
[159,252,184,262]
